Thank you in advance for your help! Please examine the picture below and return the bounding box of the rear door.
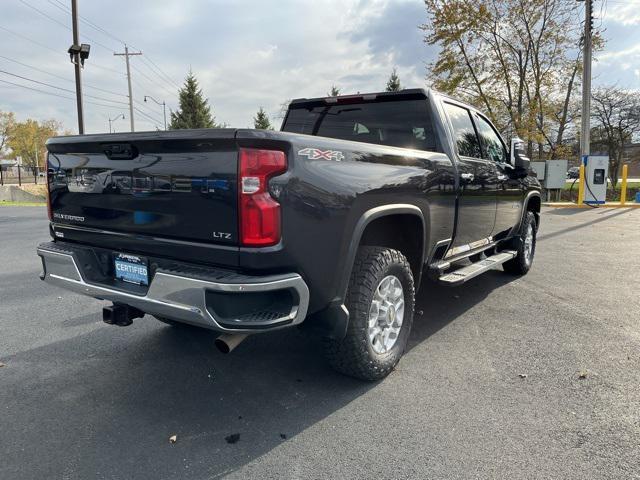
[442,102,497,248]
[473,113,521,236]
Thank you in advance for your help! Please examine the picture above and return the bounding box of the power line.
[19,0,70,32]
[139,56,180,91]
[0,24,61,55]
[132,98,165,122]
[143,56,181,89]
[133,106,163,128]
[0,69,130,106]
[0,24,123,77]
[86,63,123,75]
[0,77,74,100]
[46,0,126,46]
[41,0,179,98]
[18,0,114,52]
[130,63,174,97]
[0,54,70,83]
[0,53,127,99]
[0,78,123,110]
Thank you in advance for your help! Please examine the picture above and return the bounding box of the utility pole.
[579,0,593,160]
[71,0,84,134]
[114,46,142,132]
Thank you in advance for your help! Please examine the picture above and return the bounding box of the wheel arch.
[526,194,541,228]
[512,191,541,235]
[339,205,426,300]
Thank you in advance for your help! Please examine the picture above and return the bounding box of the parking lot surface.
[1,206,639,479]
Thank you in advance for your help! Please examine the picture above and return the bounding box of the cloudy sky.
[0,0,638,134]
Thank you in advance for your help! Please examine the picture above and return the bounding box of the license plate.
[114,253,149,286]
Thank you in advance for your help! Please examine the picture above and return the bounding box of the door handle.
[460,173,475,182]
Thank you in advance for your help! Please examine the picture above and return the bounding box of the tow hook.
[103,303,144,327]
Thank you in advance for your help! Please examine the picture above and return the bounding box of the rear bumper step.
[37,242,309,333]
[438,250,517,286]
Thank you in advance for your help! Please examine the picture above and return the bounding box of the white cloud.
[604,3,640,26]
[598,43,640,62]
[0,0,429,133]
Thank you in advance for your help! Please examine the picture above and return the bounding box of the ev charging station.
[583,156,609,205]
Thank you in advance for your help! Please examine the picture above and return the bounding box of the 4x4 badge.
[298,148,345,162]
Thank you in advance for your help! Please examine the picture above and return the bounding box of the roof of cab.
[289,88,431,107]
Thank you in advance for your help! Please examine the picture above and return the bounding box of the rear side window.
[443,102,481,159]
[282,99,438,151]
[475,114,507,163]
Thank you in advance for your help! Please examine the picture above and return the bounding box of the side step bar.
[438,250,517,286]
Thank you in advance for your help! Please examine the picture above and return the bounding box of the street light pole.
[144,95,167,130]
[108,114,125,133]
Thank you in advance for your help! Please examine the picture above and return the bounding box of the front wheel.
[324,246,415,381]
[503,211,537,275]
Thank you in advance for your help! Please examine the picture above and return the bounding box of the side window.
[443,103,481,159]
[475,115,507,163]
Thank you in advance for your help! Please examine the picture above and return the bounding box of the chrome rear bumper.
[37,242,309,333]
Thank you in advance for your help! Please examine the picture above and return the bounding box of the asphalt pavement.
[1,206,639,479]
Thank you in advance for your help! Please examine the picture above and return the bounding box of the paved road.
[1,206,639,479]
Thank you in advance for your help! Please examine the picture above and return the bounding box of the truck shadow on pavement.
[1,271,516,479]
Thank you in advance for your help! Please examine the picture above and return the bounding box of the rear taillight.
[45,156,52,221]
[238,148,287,247]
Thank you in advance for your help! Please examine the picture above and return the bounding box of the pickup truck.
[38,89,541,381]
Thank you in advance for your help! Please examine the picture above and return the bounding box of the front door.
[443,102,497,248]
[473,113,522,236]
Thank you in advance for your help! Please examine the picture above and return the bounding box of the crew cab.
[38,89,541,380]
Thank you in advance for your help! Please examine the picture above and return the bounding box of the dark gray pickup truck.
[38,89,541,380]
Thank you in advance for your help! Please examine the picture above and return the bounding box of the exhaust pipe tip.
[215,333,249,354]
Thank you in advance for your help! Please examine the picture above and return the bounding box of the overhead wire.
[130,63,175,97]
[0,24,61,55]
[5,1,178,127]
[0,78,124,111]
[0,53,128,99]
[0,69,130,106]
[18,0,115,53]
[44,0,179,95]
[133,107,163,129]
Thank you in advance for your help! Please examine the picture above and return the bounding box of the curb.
[543,202,640,209]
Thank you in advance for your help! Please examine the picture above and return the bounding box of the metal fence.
[0,166,47,186]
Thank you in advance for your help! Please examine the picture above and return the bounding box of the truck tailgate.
[46,130,239,253]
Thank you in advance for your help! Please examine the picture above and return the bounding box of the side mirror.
[510,137,530,173]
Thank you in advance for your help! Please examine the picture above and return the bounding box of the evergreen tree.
[327,85,341,97]
[385,68,402,92]
[169,71,216,129]
[253,107,273,130]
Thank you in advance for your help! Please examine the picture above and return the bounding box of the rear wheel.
[324,246,415,381]
[503,211,537,275]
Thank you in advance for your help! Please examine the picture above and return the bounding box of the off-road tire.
[503,211,537,275]
[324,246,415,381]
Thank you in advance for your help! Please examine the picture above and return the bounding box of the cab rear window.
[282,99,439,152]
